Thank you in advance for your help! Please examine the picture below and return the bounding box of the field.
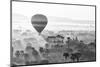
[11,29,96,66]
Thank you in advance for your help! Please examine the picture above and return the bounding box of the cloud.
[12,13,29,23]
[48,16,95,25]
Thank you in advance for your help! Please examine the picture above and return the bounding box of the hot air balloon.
[31,14,48,35]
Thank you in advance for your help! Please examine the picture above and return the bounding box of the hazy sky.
[12,1,95,32]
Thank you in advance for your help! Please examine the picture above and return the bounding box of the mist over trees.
[12,29,96,66]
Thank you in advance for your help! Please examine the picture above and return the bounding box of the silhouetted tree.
[15,51,20,58]
[89,42,96,48]
[80,40,83,42]
[63,53,69,60]
[20,50,24,57]
[39,47,44,53]
[31,47,39,56]
[75,53,81,62]
[70,54,76,62]
[70,52,81,62]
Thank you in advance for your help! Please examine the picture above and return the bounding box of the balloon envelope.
[31,14,48,34]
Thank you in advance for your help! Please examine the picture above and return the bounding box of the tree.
[89,42,95,47]
[45,43,49,49]
[31,47,39,56]
[39,47,44,53]
[67,37,71,48]
[70,52,81,62]
[20,50,24,56]
[24,53,30,64]
[15,50,20,58]
[63,53,69,60]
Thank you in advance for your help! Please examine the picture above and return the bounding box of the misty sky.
[12,1,95,32]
